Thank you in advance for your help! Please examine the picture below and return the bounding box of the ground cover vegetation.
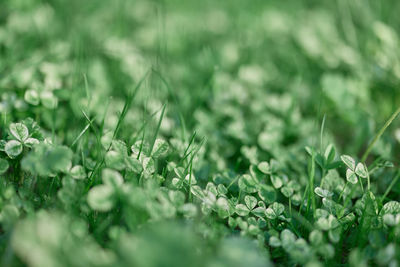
[0,0,400,266]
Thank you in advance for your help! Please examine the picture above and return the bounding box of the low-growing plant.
[0,0,400,266]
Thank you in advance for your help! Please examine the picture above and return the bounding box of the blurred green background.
[1,0,400,160]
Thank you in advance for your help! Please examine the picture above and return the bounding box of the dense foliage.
[1,0,400,266]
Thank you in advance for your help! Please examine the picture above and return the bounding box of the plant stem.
[381,171,400,202]
[361,106,400,162]
[338,181,348,202]
[308,150,316,217]
[365,163,371,191]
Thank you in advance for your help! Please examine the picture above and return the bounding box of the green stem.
[361,106,400,162]
[381,171,400,202]
[308,150,316,217]
[338,181,348,202]
[365,163,371,191]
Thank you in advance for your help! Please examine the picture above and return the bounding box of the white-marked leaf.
[10,123,29,142]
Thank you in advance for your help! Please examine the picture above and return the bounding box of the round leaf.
[102,168,124,187]
[258,185,276,204]
[5,140,23,158]
[270,175,283,189]
[124,156,143,173]
[40,91,58,109]
[244,195,257,210]
[70,165,86,180]
[87,185,115,212]
[10,123,29,142]
[24,90,40,105]
[341,155,355,170]
[346,169,358,184]
[105,151,126,171]
[355,163,368,178]
[24,138,39,148]
[257,161,270,174]
[235,204,250,216]
[314,187,333,198]
[151,139,169,158]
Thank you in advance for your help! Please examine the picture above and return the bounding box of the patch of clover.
[269,229,314,264]
[308,230,335,260]
[257,160,301,204]
[340,155,368,185]
[24,89,58,109]
[172,166,197,189]
[101,137,169,179]
[87,168,128,212]
[1,123,39,159]
[190,182,231,217]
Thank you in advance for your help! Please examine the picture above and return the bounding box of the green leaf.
[265,202,284,219]
[324,144,336,163]
[111,140,128,156]
[5,140,23,158]
[244,195,257,210]
[238,174,258,193]
[314,187,333,198]
[131,140,150,157]
[328,227,341,243]
[269,236,281,247]
[216,197,230,218]
[105,151,126,171]
[280,229,296,248]
[270,175,283,189]
[217,184,228,195]
[382,214,400,226]
[309,230,323,246]
[21,144,73,176]
[169,190,186,207]
[142,157,155,175]
[258,184,276,204]
[24,90,40,105]
[206,182,218,196]
[355,163,368,178]
[381,201,400,215]
[69,165,86,180]
[326,161,343,170]
[251,207,266,217]
[346,169,358,184]
[190,186,205,199]
[316,217,330,231]
[24,138,39,148]
[151,139,169,158]
[172,178,184,189]
[0,158,9,174]
[341,155,355,170]
[235,204,250,216]
[40,91,58,109]
[124,156,143,173]
[318,244,335,259]
[10,123,29,142]
[102,168,124,187]
[281,186,294,198]
[87,184,115,212]
[257,161,270,174]
[184,174,197,185]
[265,207,277,219]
